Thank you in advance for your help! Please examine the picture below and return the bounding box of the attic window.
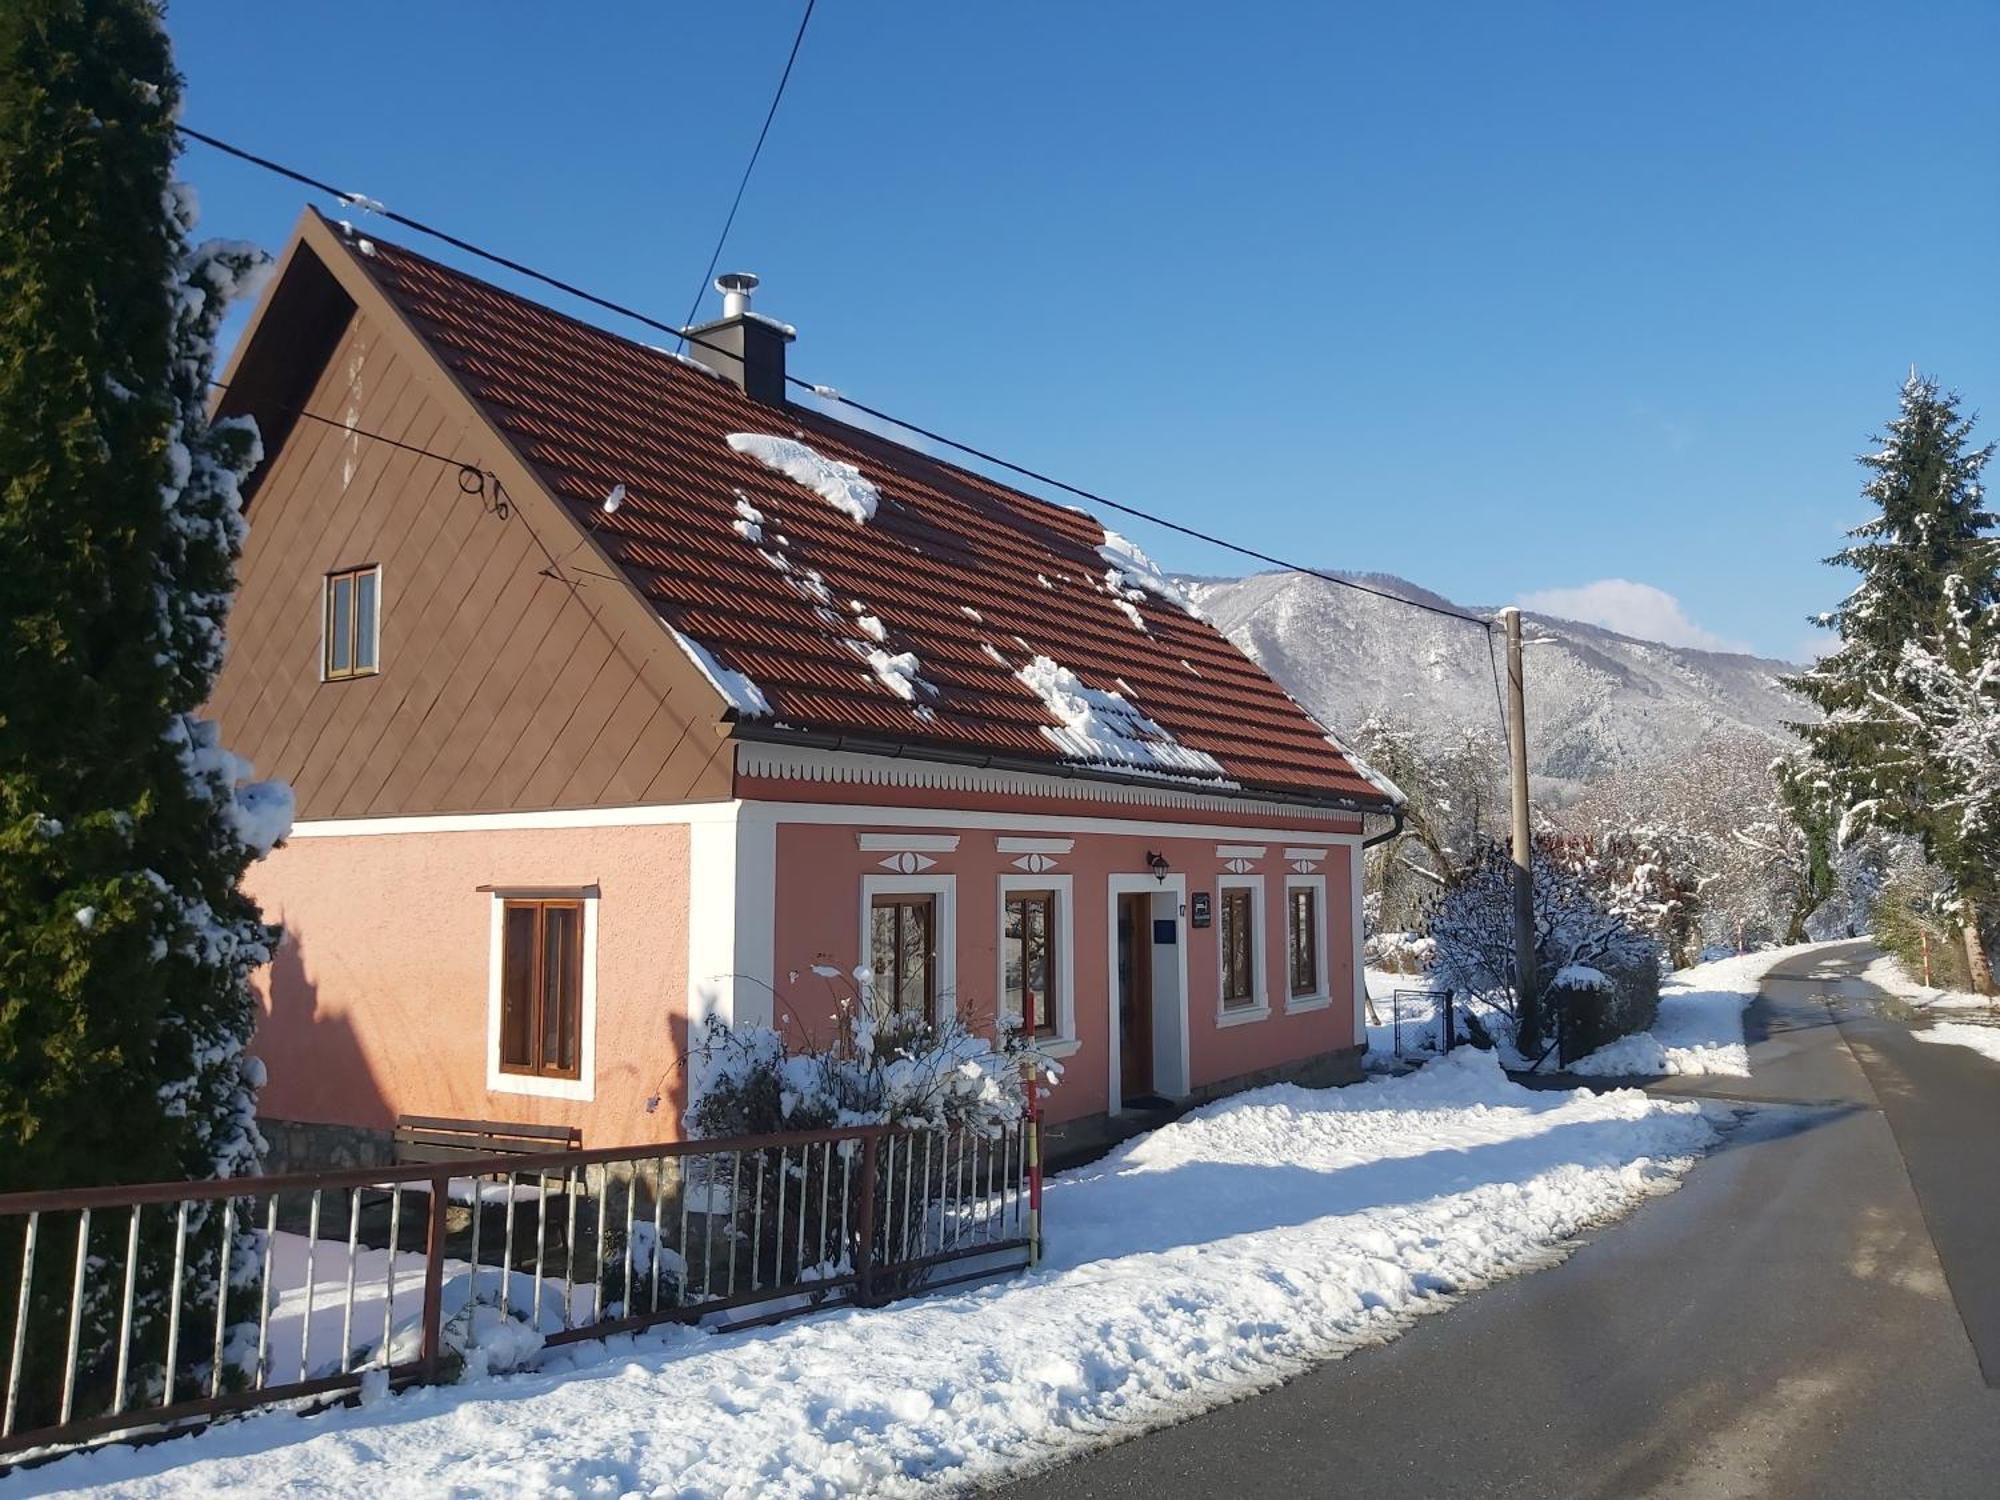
[323,565,380,680]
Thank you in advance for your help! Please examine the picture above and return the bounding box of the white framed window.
[997,873,1077,1055]
[1283,873,1331,1012]
[486,887,597,1100]
[860,873,956,1023]
[322,564,381,680]
[1216,873,1269,1025]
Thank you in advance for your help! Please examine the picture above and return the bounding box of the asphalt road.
[986,941,2000,1499]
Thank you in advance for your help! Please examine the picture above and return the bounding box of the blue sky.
[174,2,1999,662]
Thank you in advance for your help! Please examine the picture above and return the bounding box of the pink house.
[209,210,1403,1167]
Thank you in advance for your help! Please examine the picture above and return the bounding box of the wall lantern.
[1146,850,1170,884]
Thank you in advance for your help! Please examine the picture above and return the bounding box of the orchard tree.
[1791,374,1998,990]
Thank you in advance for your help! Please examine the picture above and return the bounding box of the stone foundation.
[260,1116,393,1174]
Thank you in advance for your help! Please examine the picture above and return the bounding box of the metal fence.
[0,1120,1032,1464]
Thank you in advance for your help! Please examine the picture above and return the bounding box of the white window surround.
[485,890,598,1102]
[996,873,1078,1057]
[1214,844,1267,860]
[859,872,958,1021]
[1215,873,1270,1026]
[1283,872,1332,1013]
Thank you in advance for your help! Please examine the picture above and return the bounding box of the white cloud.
[1516,579,1751,654]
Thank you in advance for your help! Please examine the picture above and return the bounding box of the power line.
[176,125,1492,633]
[820,390,1492,629]
[676,0,818,346]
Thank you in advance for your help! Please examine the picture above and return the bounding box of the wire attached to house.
[675,0,818,348]
[176,125,1498,638]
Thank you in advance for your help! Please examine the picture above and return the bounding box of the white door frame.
[1106,872,1190,1115]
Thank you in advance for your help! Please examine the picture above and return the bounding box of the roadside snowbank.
[1861,951,1997,1014]
[1913,1022,2000,1064]
[1568,945,1815,1078]
[18,1053,1718,1499]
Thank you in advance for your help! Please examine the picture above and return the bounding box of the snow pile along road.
[19,1052,1719,1499]
[1913,1021,2000,1064]
[1861,950,1998,1013]
[1568,945,1815,1077]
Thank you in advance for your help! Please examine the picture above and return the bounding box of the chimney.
[684,271,794,405]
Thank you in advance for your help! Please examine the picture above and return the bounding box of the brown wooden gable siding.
[208,302,735,820]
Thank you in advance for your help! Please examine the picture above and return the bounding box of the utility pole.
[1499,608,1537,1047]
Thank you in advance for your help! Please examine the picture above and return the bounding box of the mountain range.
[1190,571,1808,801]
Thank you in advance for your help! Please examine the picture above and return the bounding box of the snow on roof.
[1319,727,1407,805]
[1099,530,1204,619]
[727,433,880,524]
[647,345,730,380]
[668,625,771,719]
[866,648,924,702]
[1016,655,1232,784]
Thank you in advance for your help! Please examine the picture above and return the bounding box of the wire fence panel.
[1391,989,1456,1059]
[0,1120,1032,1465]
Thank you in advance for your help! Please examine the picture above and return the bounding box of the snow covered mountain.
[1191,570,1807,800]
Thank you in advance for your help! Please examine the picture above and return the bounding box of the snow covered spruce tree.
[1,0,290,1422]
[0,5,289,1192]
[1791,374,1999,990]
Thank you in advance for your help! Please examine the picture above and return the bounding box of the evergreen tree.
[1791,373,1998,987]
[0,0,290,1190]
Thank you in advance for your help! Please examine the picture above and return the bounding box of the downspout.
[1361,802,1405,849]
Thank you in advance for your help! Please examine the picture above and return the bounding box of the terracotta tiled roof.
[340,221,1394,810]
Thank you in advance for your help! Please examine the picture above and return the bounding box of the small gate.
[1390,988,1457,1059]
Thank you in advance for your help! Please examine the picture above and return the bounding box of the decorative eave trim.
[736,743,1370,824]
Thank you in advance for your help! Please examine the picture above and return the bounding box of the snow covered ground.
[1912,1022,2000,1064]
[1860,950,1999,1014]
[1369,946,1800,1080]
[15,1053,1721,1500]
[1566,946,1818,1078]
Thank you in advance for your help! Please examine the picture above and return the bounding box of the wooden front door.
[1117,892,1154,1099]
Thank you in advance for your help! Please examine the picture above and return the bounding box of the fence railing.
[0,1119,1032,1464]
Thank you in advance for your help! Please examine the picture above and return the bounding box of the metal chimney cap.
[715,271,759,320]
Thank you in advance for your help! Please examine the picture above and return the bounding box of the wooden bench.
[370,1116,584,1253]
[393,1115,583,1174]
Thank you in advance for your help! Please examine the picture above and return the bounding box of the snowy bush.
[598,1218,688,1320]
[684,974,1049,1142]
[1425,841,1660,1056]
[679,973,1055,1299]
